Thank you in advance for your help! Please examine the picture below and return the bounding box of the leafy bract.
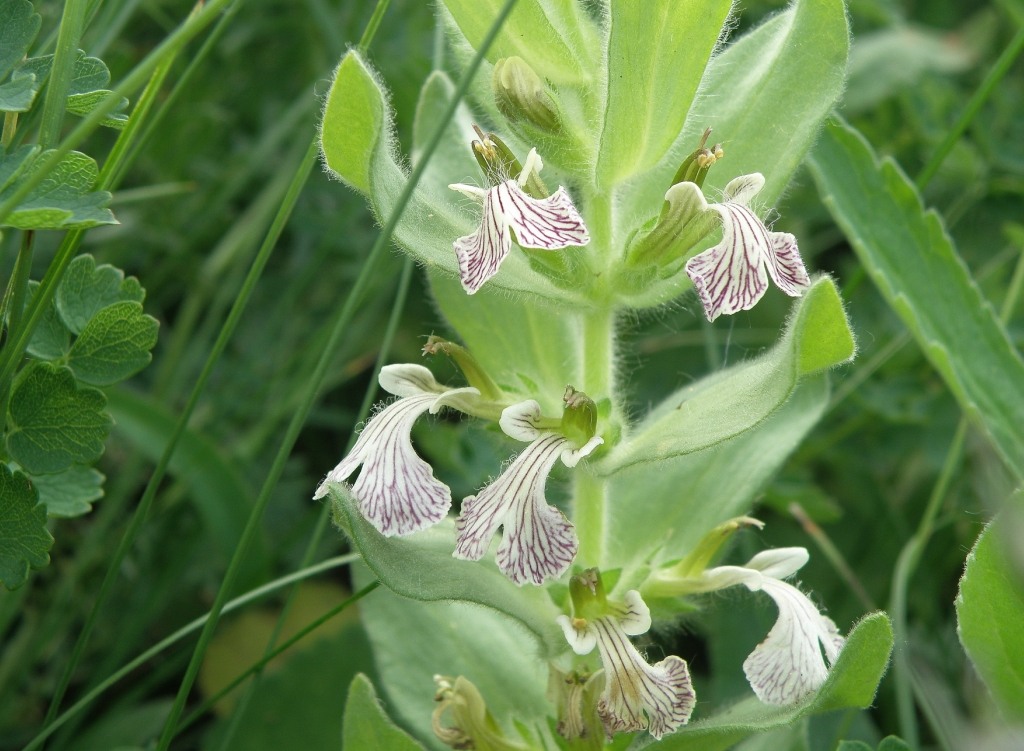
[31,464,104,517]
[354,560,550,750]
[0,148,116,230]
[343,674,426,751]
[332,488,564,655]
[0,464,53,589]
[319,51,583,305]
[601,376,829,574]
[956,511,1024,721]
[7,362,110,475]
[68,301,159,386]
[596,0,731,186]
[439,0,599,85]
[638,613,893,750]
[809,119,1024,479]
[600,276,854,474]
[621,0,849,308]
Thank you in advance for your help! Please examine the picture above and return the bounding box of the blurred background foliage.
[1,0,1022,749]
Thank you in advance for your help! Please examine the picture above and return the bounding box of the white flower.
[449,148,590,294]
[684,173,811,321]
[453,400,601,586]
[557,590,695,739]
[313,364,477,537]
[697,547,844,705]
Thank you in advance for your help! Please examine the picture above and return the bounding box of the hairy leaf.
[956,511,1024,721]
[0,464,53,589]
[332,489,564,656]
[343,674,426,751]
[809,119,1024,478]
[7,362,111,475]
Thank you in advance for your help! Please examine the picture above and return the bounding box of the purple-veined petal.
[765,231,811,297]
[685,200,770,321]
[501,181,590,250]
[741,576,844,705]
[454,433,578,585]
[313,392,451,536]
[453,187,514,294]
[592,616,695,739]
[722,172,765,204]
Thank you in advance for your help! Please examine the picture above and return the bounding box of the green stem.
[37,0,87,149]
[1,112,17,148]
[0,231,34,448]
[916,23,1024,190]
[22,555,360,751]
[154,4,518,747]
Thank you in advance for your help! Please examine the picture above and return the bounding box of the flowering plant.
[316,1,895,746]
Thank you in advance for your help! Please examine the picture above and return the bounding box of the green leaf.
[596,0,731,185]
[411,71,478,199]
[354,561,550,750]
[331,488,564,656]
[30,464,104,518]
[600,276,854,473]
[0,464,53,589]
[7,362,111,475]
[0,143,38,192]
[0,0,41,81]
[0,149,116,230]
[68,301,159,386]
[956,511,1024,721]
[320,51,582,305]
[56,254,145,335]
[17,50,129,127]
[439,0,599,85]
[343,674,426,751]
[641,613,893,751]
[808,119,1024,478]
[25,280,70,360]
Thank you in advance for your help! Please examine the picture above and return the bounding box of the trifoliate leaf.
[0,0,41,81]
[26,280,71,360]
[30,464,104,518]
[16,50,129,128]
[0,149,116,230]
[7,361,111,475]
[68,301,158,385]
[57,254,144,335]
[0,464,53,590]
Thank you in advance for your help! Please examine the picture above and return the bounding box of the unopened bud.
[494,56,560,133]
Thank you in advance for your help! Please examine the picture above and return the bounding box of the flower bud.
[433,675,529,751]
[423,335,504,402]
[493,56,560,133]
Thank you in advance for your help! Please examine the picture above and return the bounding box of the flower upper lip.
[449,148,590,294]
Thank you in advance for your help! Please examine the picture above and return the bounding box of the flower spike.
[685,173,811,321]
[454,400,601,585]
[558,586,695,740]
[313,364,478,537]
[449,147,590,294]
